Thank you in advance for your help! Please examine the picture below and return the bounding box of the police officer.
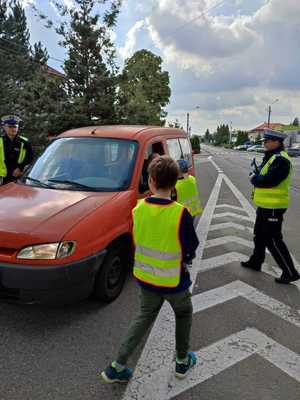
[0,115,34,185]
[241,129,300,284]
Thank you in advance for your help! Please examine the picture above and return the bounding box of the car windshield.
[25,137,138,191]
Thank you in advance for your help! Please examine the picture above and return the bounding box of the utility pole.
[267,105,271,128]
[267,99,279,127]
[186,112,190,135]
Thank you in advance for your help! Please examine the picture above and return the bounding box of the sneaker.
[101,364,133,384]
[175,352,197,379]
[241,261,261,271]
[275,273,300,284]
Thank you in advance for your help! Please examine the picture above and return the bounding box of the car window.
[26,137,138,192]
[167,139,183,161]
[179,138,193,167]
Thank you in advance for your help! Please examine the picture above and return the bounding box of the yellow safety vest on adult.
[175,175,203,217]
[253,151,292,209]
[0,135,28,178]
[133,199,185,288]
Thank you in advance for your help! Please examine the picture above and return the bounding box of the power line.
[0,36,65,64]
[166,0,226,38]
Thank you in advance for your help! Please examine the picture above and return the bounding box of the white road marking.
[205,236,254,249]
[215,204,246,212]
[168,328,300,399]
[192,280,300,326]
[199,252,300,290]
[209,222,253,233]
[213,212,253,222]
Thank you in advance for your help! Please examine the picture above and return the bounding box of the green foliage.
[236,130,249,146]
[117,50,171,126]
[292,117,299,126]
[213,124,230,146]
[190,135,200,152]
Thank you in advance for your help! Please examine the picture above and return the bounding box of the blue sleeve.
[179,208,199,263]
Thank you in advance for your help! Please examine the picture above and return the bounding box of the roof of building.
[46,66,65,79]
[249,123,284,133]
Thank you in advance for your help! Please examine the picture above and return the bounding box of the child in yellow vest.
[174,159,202,225]
[101,156,199,383]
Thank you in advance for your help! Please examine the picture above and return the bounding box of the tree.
[236,130,249,146]
[213,124,230,146]
[49,0,122,127]
[292,117,299,126]
[190,135,200,152]
[118,50,171,125]
[204,128,210,143]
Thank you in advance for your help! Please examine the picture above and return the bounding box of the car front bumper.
[0,251,106,304]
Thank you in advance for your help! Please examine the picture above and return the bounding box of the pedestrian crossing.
[121,158,300,400]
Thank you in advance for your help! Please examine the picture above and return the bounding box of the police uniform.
[242,129,300,284]
[0,116,34,184]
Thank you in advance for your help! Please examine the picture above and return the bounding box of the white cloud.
[119,20,145,60]
[144,0,300,131]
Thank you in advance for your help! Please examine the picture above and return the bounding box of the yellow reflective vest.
[253,151,292,209]
[0,136,28,177]
[133,199,184,288]
[175,175,203,217]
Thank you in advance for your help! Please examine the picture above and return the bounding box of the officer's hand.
[13,168,23,178]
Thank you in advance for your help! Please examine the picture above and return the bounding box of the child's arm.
[179,208,199,264]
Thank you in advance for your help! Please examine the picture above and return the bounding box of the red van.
[0,126,194,304]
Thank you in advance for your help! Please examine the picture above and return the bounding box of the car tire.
[93,243,128,303]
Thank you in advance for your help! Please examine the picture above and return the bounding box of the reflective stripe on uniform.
[0,137,7,177]
[17,141,26,164]
[134,260,180,277]
[135,245,181,261]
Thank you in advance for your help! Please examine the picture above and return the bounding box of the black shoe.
[275,274,300,284]
[241,261,261,271]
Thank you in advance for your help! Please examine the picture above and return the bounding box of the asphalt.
[0,145,299,400]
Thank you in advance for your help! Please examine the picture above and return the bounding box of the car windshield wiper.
[23,176,51,188]
[47,179,96,191]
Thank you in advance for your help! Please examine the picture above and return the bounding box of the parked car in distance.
[247,145,265,153]
[0,126,195,304]
[287,146,300,157]
[234,144,249,151]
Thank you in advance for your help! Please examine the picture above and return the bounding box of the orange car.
[0,126,194,304]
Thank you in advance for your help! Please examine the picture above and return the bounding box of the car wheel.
[93,243,128,303]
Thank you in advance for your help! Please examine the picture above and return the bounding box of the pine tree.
[51,0,122,127]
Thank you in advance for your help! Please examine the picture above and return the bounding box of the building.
[248,123,284,142]
[46,65,65,79]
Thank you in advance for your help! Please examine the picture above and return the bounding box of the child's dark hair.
[148,155,179,190]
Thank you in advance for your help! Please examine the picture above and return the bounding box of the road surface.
[0,145,299,400]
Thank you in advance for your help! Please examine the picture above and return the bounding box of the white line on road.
[213,212,253,222]
[192,280,300,326]
[167,328,300,399]
[205,236,254,249]
[209,222,253,233]
[199,252,300,290]
[215,204,246,212]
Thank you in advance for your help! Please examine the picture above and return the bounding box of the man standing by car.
[0,115,34,185]
[241,129,300,284]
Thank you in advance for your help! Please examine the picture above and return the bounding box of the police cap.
[263,129,287,142]
[1,115,21,127]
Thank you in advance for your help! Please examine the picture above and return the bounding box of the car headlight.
[17,241,76,260]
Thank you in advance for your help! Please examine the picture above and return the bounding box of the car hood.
[0,183,117,248]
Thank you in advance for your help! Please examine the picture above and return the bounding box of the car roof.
[58,125,187,141]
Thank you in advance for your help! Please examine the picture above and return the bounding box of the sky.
[22,0,300,134]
